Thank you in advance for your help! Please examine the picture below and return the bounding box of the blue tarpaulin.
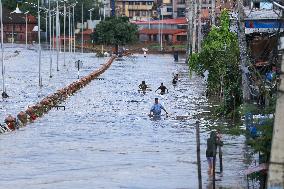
[245,20,284,29]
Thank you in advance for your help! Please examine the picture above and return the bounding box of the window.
[142,2,146,5]
[177,8,185,17]
[135,11,140,16]
[135,2,140,5]
[253,2,260,8]
[129,2,134,5]
[129,10,134,17]
[177,25,186,29]
[167,8,172,12]
[147,1,152,5]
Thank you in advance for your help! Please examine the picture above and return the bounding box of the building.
[132,17,187,44]
[115,0,187,20]
[2,8,37,43]
[116,0,154,20]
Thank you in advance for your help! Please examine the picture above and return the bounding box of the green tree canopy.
[93,16,138,46]
[189,10,241,116]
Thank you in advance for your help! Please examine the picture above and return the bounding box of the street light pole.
[103,3,106,20]
[73,4,75,53]
[56,0,60,71]
[89,8,94,32]
[45,11,48,43]
[52,12,55,52]
[161,9,163,51]
[159,10,161,50]
[0,0,5,94]
[12,20,14,46]
[81,3,84,54]
[63,0,66,66]
[38,0,42,87]
[49,1,52,78]
[9,17,14,47]
[159,6,164,51]
[24,11,29,49]
[68,6,71,53]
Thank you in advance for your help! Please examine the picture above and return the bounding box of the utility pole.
[237,0,251,101]
[211,0,215,25]
[38,0,42,87]
[197,0,202,52]
[172,0,175,18]
[192,0,197,53]
[68,6,71,53]
[186,0,193,61]
[73,5,75,53]
[49,0,52,78]
[81,3,84,54]
[0,0,5,94]
[56,0,59,71]
[267,3,284,188]
[196,121,202,189]
[63,1,66,66]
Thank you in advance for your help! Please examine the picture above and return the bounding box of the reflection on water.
[0,54,249,188]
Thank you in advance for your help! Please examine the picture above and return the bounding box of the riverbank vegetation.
[188,9,276,187]
[188,10,241,118]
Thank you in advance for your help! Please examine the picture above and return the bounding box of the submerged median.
[1,56,116,133]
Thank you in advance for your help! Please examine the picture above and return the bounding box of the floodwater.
[0,50,250,189]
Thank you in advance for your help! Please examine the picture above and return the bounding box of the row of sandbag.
[0,56,115,133]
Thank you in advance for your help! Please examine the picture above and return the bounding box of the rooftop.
[139,28,186,35]
[132,17,188,25]
[244,8,282,20]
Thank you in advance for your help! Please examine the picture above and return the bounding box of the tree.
[93,16,138,53]
[188,10,241,116]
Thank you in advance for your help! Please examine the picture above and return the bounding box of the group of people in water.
[138,74,179,119]
[138,74,179,95]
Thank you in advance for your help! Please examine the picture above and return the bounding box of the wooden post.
[212,136,216,189]
[213,156,216,189]
[219,145,223,173]
[196,121,202,189]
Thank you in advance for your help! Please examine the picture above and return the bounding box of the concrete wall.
[267,51,284,189]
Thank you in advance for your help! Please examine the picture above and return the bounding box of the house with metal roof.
[132,17,187,44]
[244,8,284,34]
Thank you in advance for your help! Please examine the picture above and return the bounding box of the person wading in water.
[155,83,168,95]
[149,98,168,119]
[172,74,179,85]
[138,81,150,94]
[206,131,223,176]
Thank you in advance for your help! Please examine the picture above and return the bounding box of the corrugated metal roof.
[244,8,282,20]
[139,28,186,35]
[118,0,154,1]
[132,17,187,25]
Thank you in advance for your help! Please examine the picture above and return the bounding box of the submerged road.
[0,54,249,188]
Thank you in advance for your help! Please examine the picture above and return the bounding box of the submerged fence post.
[196,121,202,189]
[219,144,223,173]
